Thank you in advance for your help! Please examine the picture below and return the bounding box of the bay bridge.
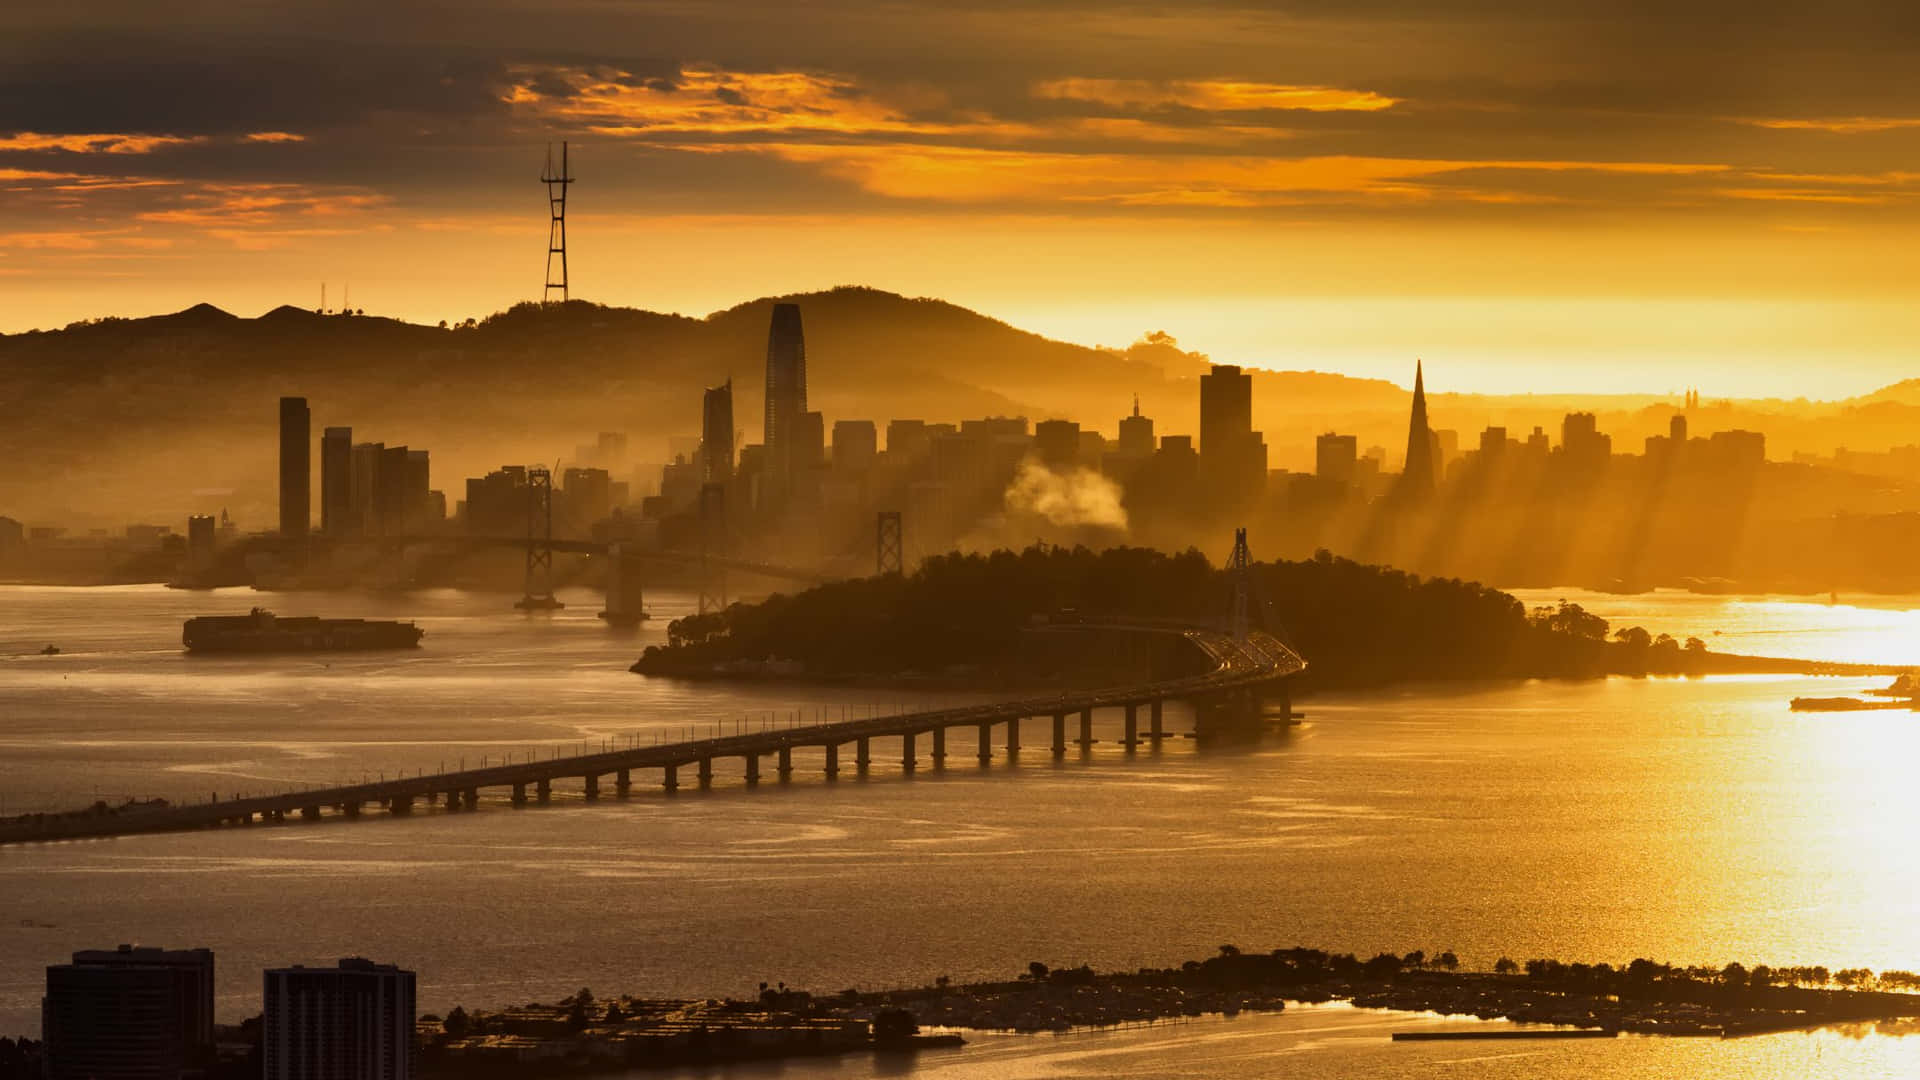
[2,530,1306,845]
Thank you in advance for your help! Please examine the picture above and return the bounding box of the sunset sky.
[7,0,1920,393]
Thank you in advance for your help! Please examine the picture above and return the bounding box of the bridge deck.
[0,622,1303,845]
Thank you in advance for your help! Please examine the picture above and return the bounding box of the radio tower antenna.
[541,141,574,304]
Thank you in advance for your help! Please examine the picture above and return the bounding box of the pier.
[0,621,1303,844]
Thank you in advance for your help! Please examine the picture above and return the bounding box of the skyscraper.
[320,426,353,535]
[1199,365,1265,502]
[43,945,215,1080]
[701,379,735,485]
[264,957,415,1080]
[832,419,878,472]
[763,303,807,506]
[1117,396,1155,458]
[279,396,310,538]
[1399,361,1436,499]
[1316,433,1358,484]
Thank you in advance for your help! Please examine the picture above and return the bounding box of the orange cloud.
[507,65,981,139]
[243,131,308,143]
[744,143,1727,206]
[1033,78,1398,113]
[0,132,202,154]
[1747,117,1920,134]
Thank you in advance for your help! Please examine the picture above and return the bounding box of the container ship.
[182,608,424,653]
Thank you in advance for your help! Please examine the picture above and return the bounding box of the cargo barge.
[183,608,424,653]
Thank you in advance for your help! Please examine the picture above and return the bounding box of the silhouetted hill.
[0,288,1207,524]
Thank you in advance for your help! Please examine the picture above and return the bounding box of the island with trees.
[633,544,1900,690]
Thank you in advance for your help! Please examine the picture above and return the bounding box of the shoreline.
[411,950,1920,1076]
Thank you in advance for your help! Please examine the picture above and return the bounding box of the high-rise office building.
[187,514,217,574]
[43,945,214,1080]
[701,379,735,485]
[1117,397,1155,458]
[1316,433,1358,485]
[762,303,808,506]
[404,450,431,530]
[349,442,383,537]
[795,410,826,473]
[885,419,930,460]
[1199,364,1265,500]
[279,396,310,538]
[263,958,415,1080]
[832,419,878,473]
[1198,365,1251,464]
[1034,419,1081,468]
[1399,362,1436,499]
[320,426,353,535]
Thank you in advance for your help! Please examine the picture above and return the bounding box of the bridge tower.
[598,541,648,626]
[875,510,903,576]
[516,466,564,611]
[1227,526,1251,642]
[697,481,728,615]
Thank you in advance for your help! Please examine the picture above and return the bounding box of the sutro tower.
[541,142,574,304]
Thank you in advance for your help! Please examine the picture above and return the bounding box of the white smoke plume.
[1004,459,1129,531]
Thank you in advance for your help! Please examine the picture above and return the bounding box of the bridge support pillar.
[342,801,362,819]
[856,737,871,773]
[744,754,761,786]
[616,769,632,797]
[1123,704,1139,750]
[902,731,917,772]
[463,787,478,811]
[1150,699,1165,741]
[977,723,992,762]
[536,778,552,804]
[389,795,412,816]
[1275,683,1292,722]
[443,789,460,811]
[663,764,679,792]
[583,774,601,801]
[777,747,793,780]
[932,727,946,763]
[511,783,528,807]
[1051,713,1067,756]
[1079,708,1094,747]
[824,744,839,779]
[300,805,320,822]
[698,758,713,788]
[1006,717,1021,752]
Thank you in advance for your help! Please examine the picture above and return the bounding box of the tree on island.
[873,1008,920,1044]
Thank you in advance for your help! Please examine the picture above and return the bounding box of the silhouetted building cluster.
[278,397,446,539]
[41,946,414,1080]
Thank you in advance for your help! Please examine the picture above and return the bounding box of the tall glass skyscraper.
[762,303,807,508]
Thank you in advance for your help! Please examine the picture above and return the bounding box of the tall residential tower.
[279,396,310,538]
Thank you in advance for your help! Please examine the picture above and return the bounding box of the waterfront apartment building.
[43,944,215,1080]
[320,426,353,535]
[701,379,735,485]
[279,396,310,538]
[263,957,416,1080]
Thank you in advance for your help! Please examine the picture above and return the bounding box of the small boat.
[38,644,59,656]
